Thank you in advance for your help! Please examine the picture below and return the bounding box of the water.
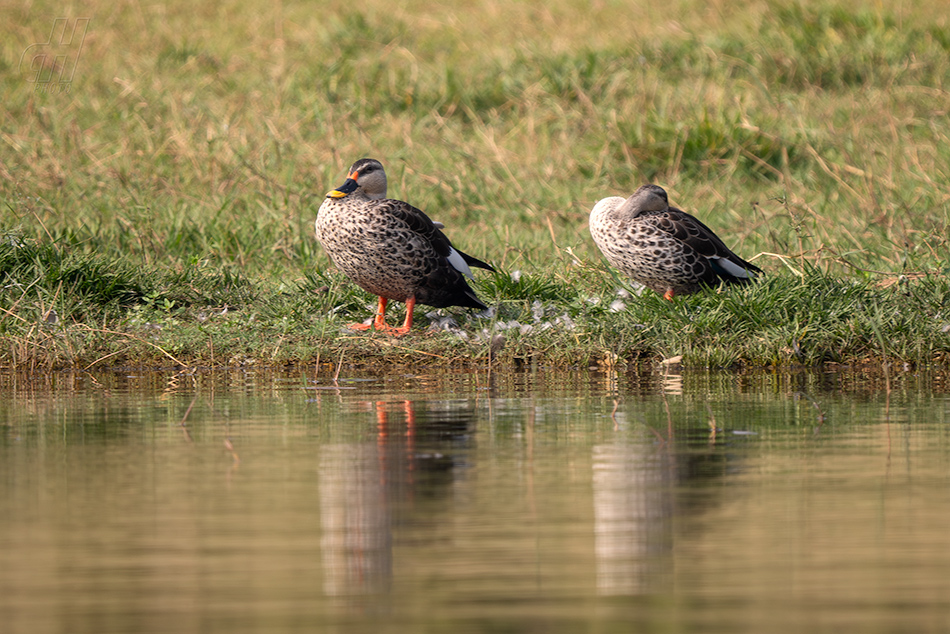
[2,369,950,633]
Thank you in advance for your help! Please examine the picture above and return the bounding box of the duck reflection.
[319,399,473,598]
[592,438,674,595]
[592,417,733,596]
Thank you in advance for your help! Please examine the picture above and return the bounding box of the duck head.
[326,157,388,199]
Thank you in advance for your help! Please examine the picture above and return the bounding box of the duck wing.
[386,201,495,276]
[366,199,491,309]
[647,207,762,276]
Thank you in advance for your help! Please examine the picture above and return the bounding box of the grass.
[1,0,949,371]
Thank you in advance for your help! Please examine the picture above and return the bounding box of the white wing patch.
[447,247,474,279]
[711,256,753,278]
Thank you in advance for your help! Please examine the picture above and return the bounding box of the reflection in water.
[318,399,474,598]
[592,439,673,595]
[320,441,392,597]
[592,385,734,596]
[3,369,950,633]
[592,369,678,596]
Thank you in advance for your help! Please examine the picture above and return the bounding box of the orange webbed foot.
[374,296,414,337]
[348,296,415,336]
[371,323,410,337]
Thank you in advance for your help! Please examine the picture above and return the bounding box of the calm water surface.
[2,369,950,633]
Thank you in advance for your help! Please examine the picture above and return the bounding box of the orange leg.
[348,297,391,331]
[348,296,415,336]
[388,297,415,336]
[663,288,675,301]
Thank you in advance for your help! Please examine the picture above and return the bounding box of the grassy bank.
[2,0,949,371]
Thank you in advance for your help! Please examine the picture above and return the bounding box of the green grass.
[2,0,949,371]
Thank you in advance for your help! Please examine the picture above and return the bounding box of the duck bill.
[327,177,359,198]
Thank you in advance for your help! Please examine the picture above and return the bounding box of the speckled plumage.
[589,184,761,299]
[316,158,494,334]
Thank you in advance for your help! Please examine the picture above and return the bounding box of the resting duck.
[589,184,761,299]
[316,158,494,335]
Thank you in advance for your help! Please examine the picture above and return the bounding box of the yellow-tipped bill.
[326,173,359,198]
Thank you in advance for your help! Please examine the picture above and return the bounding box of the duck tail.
[459,250,495,273]
[711,256,762,284]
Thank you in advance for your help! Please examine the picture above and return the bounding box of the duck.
[589,184,761,300]
[316,158,494,335]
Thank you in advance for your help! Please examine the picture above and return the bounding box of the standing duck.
[589,184,761,299]
[316,158,494,335]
